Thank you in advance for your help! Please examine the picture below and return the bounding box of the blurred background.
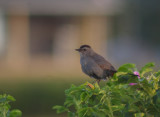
[0,0,160,117]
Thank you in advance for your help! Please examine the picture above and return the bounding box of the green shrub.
[0,94,22,117]
[53,63,160,117]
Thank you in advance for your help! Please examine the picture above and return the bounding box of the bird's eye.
[83,49,86,51]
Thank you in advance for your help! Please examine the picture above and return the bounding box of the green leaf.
[155,71,160,77]
[64,96,74,107]
[0,95,15,103]
[120,63,136,69]
[52,105,68,114]
[80,92,87,102]
[141,68,153,76]
[143,62,155,68]
[134,113,144,117]
[0,97,7,103]
[153,89,160,108]
[9,109,22,117]
[140,62,155,76]
[7,95,16,102]
[118,67,129,72]
[116,72,128,77]
[68,112,76,117]
[78,107,88,117]
[118,63,135,72]
[94,82,100,90]
[0,94,21,117]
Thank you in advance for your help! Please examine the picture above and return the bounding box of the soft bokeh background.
[0,0,160,117]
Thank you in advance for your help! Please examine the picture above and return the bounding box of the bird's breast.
[80,57,89,73]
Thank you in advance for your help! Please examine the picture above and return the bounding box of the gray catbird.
[76,45,117,83]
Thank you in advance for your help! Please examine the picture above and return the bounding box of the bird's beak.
[75,48,81,51]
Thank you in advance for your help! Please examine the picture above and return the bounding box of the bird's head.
[75,45,93,56]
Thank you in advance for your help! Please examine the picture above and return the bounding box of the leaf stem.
[106,97,114,117]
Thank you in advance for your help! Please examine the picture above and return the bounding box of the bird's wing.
[92,53,117,72]
[81,57,104,79]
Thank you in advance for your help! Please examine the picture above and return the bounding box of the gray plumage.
[76,45,116,81]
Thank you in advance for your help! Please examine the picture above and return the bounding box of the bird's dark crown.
[80,45,91,49]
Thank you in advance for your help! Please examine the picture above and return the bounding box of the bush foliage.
[0,94,22,117]
[53,63,160,117]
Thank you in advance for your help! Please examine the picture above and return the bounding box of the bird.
[75,44,117,83]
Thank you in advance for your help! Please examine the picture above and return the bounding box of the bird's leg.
[97,79,101,84]
[92,79,101,84]
[92,80,97,84]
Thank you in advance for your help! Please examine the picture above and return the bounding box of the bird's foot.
[92,79,101,84]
